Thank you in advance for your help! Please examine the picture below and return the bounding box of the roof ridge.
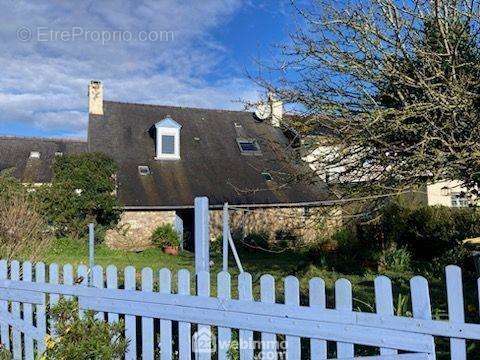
[104,100,251,114]
[0,135,87,143]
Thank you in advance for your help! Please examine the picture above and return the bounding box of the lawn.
[40,238,416,305]
[22,237,480,358]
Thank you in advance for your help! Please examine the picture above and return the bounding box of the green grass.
[39,238,411,303]
[21,238,480,358]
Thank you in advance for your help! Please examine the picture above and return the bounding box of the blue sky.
[0,1,298,139]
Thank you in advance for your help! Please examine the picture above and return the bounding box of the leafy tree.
[38,153,120,238]
[256,0,480,205]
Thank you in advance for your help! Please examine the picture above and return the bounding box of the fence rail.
[0,260,478,359]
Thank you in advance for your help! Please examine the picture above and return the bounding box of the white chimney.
[88,80,103,115]
[269,92,283,127]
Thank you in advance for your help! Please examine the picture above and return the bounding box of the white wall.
[426,180,471,207]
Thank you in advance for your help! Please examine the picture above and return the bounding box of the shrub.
[358,203,480,262]
[0,174,51,261]
[151,224,180,248]
[43,299,127,360]
[0,347,11,360]
[241,231,270,251]
[378,245,412,273]
[37,153,120,239]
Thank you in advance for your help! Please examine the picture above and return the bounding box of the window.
[55,152,63,157]
[29,151,40,159]
[237,138,261,155]
[161,135,175,154]
[138,165,151,176]
[451,192,469,207]
[155,117,181,160]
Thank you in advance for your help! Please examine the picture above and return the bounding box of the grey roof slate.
[88,101,334,208]
[0,136,87,183]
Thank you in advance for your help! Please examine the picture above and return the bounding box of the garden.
[1,154,480,358]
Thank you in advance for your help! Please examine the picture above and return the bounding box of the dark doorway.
[176,209,194,251]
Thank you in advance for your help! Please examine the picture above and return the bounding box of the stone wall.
[105,211,176,250]
[105,206,342,251]
[209,206,341,245]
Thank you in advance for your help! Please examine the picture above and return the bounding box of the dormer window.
[29,151,40,159]
[155,117,181,160]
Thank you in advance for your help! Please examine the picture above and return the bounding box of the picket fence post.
[261,274,277,360]
[446,265,466,360]
[124,266,137,360]
[11,260,21,359]
[309,277,327,359]
[160,268,173,360]
[375,276,397,356]
[178,269,191,360]
[23,261,34,360]
[239,272,253,360]
[217,271,231,360]
[335,278,354,358]
[105,265,118,323]
[410,276,436,360]
[195,271,211,360]
[285,276,301,360]
[35,262,46,355]
[141,267,154,360]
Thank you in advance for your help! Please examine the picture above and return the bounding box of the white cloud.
[0,0,260,138]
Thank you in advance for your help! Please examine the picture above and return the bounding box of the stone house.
[0,81,339,250]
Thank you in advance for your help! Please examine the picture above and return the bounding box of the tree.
[0,171,50,260]
[256,0,480,205]
[38,153,120,238]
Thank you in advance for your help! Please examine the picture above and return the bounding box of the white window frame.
[155,117,181,160]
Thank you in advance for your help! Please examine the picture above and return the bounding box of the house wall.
[105,211,176,250]
[105,206,342,251]
[426,180,471,207]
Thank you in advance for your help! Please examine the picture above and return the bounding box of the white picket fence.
[0,260,479,360]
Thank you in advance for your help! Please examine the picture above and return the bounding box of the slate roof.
[88,101,335,209]
[0,136,87,183]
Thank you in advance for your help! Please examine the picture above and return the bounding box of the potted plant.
[151,224,181,255]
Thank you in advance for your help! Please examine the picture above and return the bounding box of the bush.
[358,203,480,262]
[43,299,127,360]
[151,224,180,248]
[37,153,120,239]
[0,347,11,360]
[241,231,270,251]
[378,245,412,273]
[0,174,51,261]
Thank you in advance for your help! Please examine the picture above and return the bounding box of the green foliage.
[0,169,24,202]
[38,153,120,238]
[0,347,11,360]
[378,245,412,273]
[241,231,270,251]
[151,224,180,248]
[0,173,50,261]
[359,203,480,261]
[43,299,127,360]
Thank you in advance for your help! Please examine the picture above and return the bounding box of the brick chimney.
[88,80,103,115]
[269,92,283,127]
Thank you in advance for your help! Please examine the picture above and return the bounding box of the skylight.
[236,138,261,156]
[29,151,40,159]
[138,165,151,176]
[261,172,273,181]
